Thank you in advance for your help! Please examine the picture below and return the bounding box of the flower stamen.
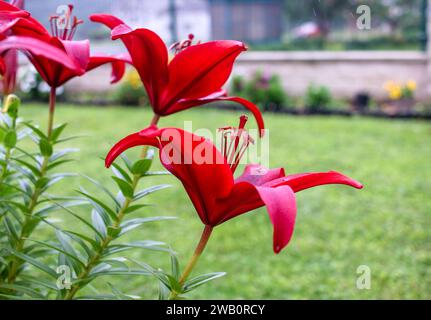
[169,34,201,54]
[49,5,81,40]
[218,115,254,173]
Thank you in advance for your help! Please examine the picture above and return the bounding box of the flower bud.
[2,94,21,119]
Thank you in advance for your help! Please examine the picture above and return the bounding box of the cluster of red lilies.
[0,1,362,255]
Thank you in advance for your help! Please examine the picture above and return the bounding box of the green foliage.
[232,71,290,111]
[304,84,333,112]
[0,98,175,300]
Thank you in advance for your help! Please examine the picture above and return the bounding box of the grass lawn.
[18,103,431,299]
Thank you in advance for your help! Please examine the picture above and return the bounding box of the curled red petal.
[87,53,131,84]
[105,126,161,168]
[90,13,126,30]
[256,185,297,254]
[265,171,364,191]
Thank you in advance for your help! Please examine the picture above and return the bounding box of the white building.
[111,0,211,44]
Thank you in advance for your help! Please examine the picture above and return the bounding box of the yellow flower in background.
[388,86,402,100]
[406,80,417,92]
[125,69,141,89]
[384,80,416,100]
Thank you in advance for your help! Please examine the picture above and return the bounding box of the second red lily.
[90,14,264,134]
[105,117,363,254]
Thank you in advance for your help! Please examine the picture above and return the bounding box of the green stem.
[0,115,17,185]
[64,113,161,300]
[7,87,57,283]
[169,225,213,300]
[64,174,140,300]
[47,87,56,140]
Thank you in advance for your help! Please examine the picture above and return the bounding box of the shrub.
[304,84,332,112]
[232,71,290,112]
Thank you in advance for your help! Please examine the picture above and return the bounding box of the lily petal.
[161,40,246,109]
[89,13,126,30]
[87,52,131,84]
[265,171,364,191]
[256,185,297,254]
[0,2,48,35]
[91,14,168,108]
[105,126,161,168]
[236,164,285,186]
[0,36,82,71]
[105,126,234,223]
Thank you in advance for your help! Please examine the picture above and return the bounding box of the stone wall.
[66,50,429,102]
[233,51,428,101]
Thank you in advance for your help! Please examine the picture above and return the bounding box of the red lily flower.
[104,117,363,254]
[90,14,264,134]
[0,35,82,82]
[0,2,130,89]
[0,0,25,94]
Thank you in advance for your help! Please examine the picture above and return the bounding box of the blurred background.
[16,0,431,117]
[9,0,431,299]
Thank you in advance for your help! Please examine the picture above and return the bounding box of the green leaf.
[158,281,170,300]
[107,283,138,300]
[47,199,104,240]
[9,249,58,279]
[171,253,180,280]
[39,138,53,157]
[0,283,46,299]
[112,177,134,199]
[119,216,176,235]
[3,130,17,148]
[19,275,59,291]
[51,123,67,142]
[47,159,75,171]
[111,163,132,183]
[77,190,117,222]
[25,238,85,271]
[82,175,121,209]
[91,209,107,238]
[35,177,50,189]
[12,158,41,177]
[120,154,133,172]
[134,184,171,201]
[3,216,18,242]
[183,272,226,292]
[107,226,121,238]
[123,204,151,214]
[64,231,97,257]
[55,230,84,265]
[131,159,152,176]
[88,268,151,278]
[23,122,46,140]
